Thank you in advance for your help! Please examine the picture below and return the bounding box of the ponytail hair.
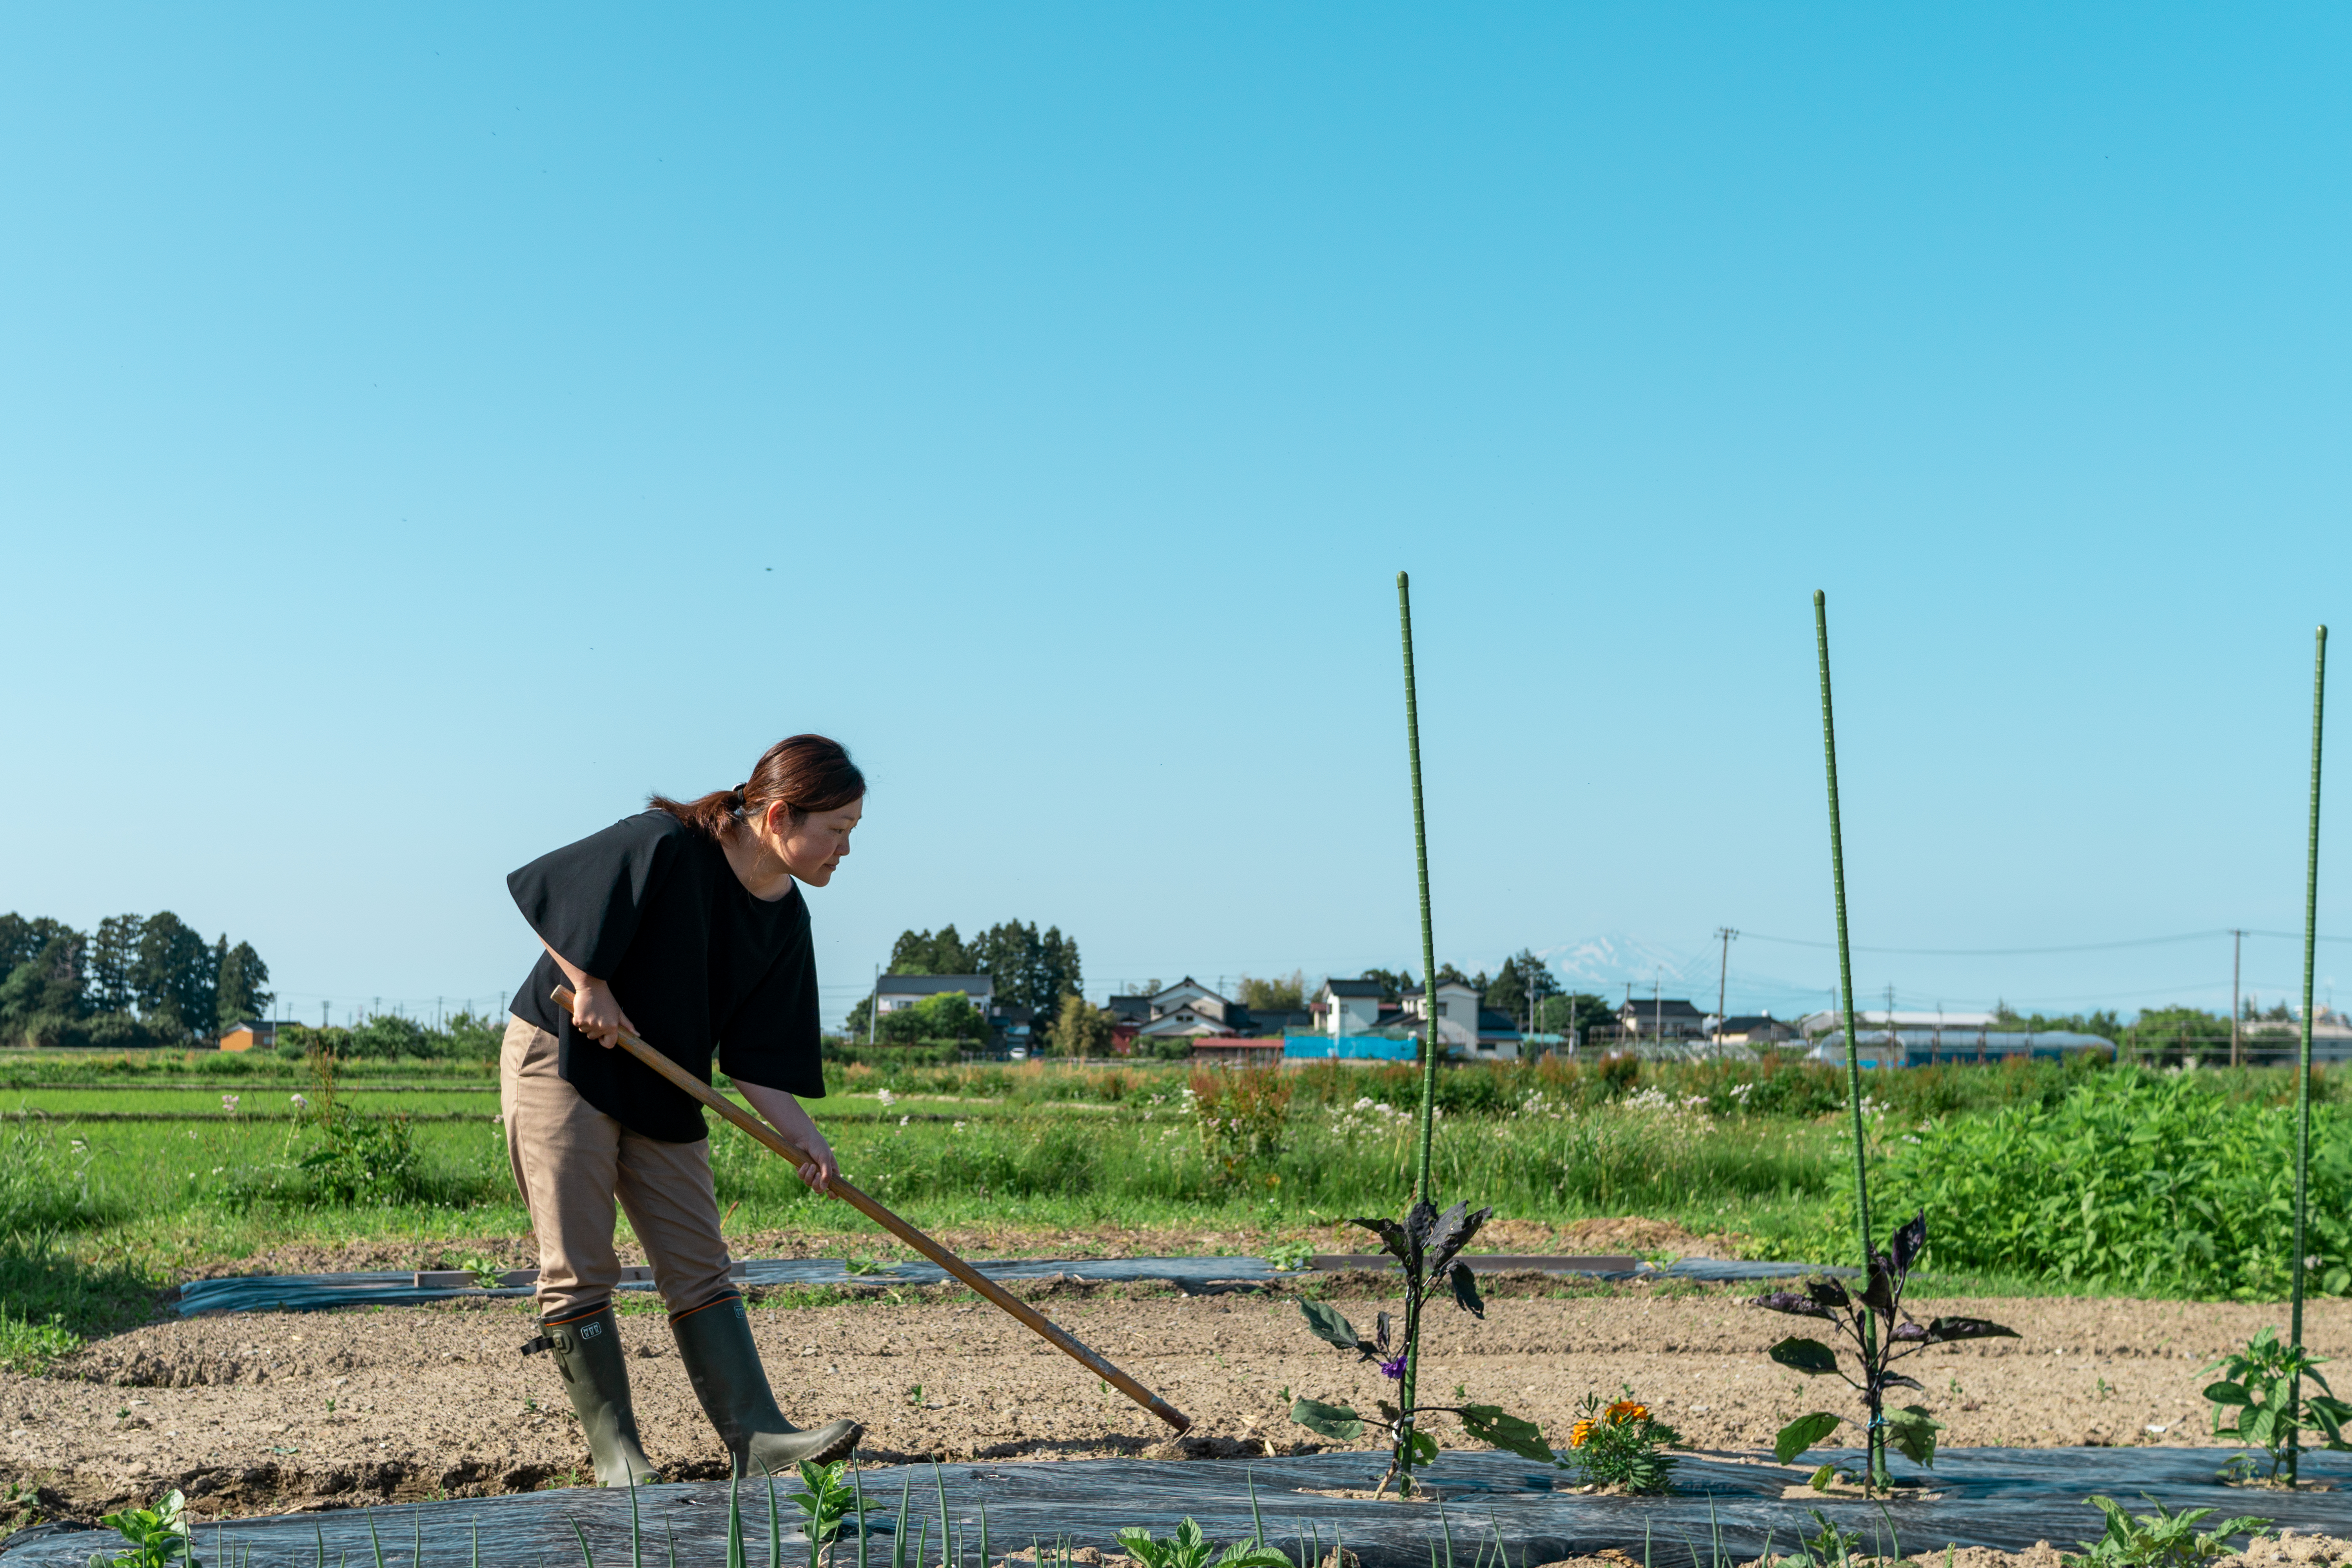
[650,734,866,840]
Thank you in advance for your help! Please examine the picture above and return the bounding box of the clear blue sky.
[5,5,2347,1029]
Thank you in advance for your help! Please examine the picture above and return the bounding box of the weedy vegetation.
[1289,1198,1552,1495]
[2061,1494,2272,1568]
[1751,1211,2019,1491]
[2202,1326,2352,1482]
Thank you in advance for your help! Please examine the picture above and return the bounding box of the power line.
[1743,928,2245,957]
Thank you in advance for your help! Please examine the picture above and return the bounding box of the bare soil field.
[5,1269,2344,1533]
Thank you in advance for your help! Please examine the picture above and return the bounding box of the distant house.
[989,1002,1035,1053]
[1134,978,1236,1038]
[874,973,996,1016]
[1619,997,1708,1041]
[219,1020,286,1053]
[1399,981,1479,1046]
[1715,1014,1792,1044]
[1310,978,1387,1036]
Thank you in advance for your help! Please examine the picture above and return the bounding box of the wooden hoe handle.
[551,986,1192,1434]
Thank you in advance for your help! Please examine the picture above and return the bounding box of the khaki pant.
[502,1016,736,1321]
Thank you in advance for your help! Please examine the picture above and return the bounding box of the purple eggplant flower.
[1379,1351,1409,1381]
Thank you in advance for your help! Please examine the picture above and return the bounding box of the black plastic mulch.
[7,1448,2348,1568]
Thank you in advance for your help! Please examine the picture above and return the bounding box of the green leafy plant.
[780,1459,875,1550]
[90,1490,196,1568]
[1775,1509,1864,1568]
[2203,1325,2352,1481]
[1289,1198,1552,1495]
[458,1256,504,1290]
[1556,1387,1682,1494]
[2061,1493,2271,1568]
[1263,1239,1316,1272]
[1114,1519,1290,1568]
[1751,1210,2018,1490]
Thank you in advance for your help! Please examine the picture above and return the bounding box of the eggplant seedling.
[1288,1198,1551,1495]
[1751,1210,2018,1491]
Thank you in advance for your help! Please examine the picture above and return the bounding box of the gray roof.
[1322,978,1385,998]
[1620,998,1706,1019]
[876,973,993,996]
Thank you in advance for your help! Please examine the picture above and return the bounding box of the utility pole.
[1885,984,1898,1056]
[867,965,879,1047]
[2231,929,2245,1067]
[1714,929,1738,1047]
[1653,972,1663,1048]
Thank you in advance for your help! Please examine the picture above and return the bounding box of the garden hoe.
[552,985,1193,1434]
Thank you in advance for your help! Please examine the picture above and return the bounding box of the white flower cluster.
[1330,1096,1439,1134]
[1517,1091,1567,1122]
[1728,1082,1756,1107]
[1621,1085,1716,1128]
[876,1088,897,1109]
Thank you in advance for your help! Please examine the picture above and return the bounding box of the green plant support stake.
[1396,569,1445,1497]
[1814,589,1883,1490]
[2289,624,2327,1488]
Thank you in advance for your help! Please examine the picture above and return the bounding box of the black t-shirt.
[506,811,825,1142]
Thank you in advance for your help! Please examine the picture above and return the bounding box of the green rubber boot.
[538,1304,662,1487]
[670,1293,862,1477]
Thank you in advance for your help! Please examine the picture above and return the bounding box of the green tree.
[1359,968,1413,1002]
[1534,991,1614,1040]
[1485,950,1560,1026]
[134,912,218,1044]
[970,920,1083,1018]
[0,914,76,977]
[877,989,985,1044]
[90,914,143,1014]
[1237,971,1306,1012]
[888,925,973,975]
[215,940,273,1031]
[0,931,89,1044]
[842,994,876,1038]
[1047,993,1115,1058]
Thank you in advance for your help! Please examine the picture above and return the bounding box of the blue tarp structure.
[1281,1032,1417,1061]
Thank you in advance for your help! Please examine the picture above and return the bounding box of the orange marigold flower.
[1605,1401,1648,1425]
[1568,1419,1597,1449]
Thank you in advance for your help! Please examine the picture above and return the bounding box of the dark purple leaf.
[1890,1211,1927,1278]
[1888,1321,1929,1342]
[1749,1290,1838,1320]
[1374,1310,1394,1354]
[1883,1374,1926,1391]
[1352,1216,1415,1269]
[1924,1316,2020,1343]
[1860,1257,1897,1314]
[1804,1278,1851,1311]
[1449,1261,1485,1319]
[1404,1200,1439,1270]
[1427,1202,1493,1281]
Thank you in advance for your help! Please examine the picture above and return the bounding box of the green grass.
[3,1049,2347,1375]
